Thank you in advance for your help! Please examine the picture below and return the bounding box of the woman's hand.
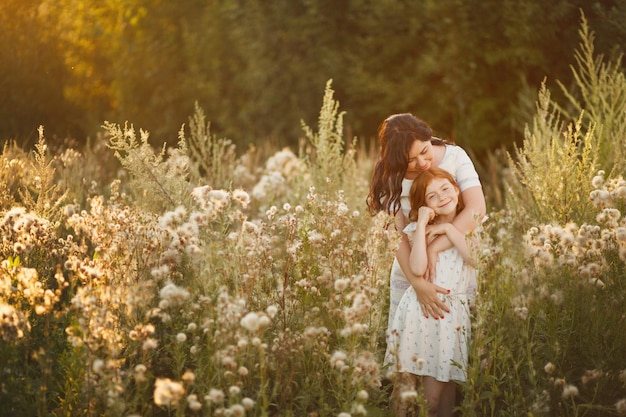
[411,277,450,319]
[426,223,450,240]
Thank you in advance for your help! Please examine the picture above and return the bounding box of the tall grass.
[1,16,625,417]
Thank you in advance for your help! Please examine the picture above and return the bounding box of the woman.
[367,113,485,415]
[366,113,485,325]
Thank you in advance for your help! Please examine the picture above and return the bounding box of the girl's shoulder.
[402,221,417,235]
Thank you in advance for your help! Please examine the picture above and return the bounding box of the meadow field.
[1,23,626,417]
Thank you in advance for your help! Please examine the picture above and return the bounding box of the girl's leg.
[421,376,455,417]
[391,372,418,417]
[438,381,457,417]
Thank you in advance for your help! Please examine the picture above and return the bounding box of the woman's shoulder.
[443,143,469,156]
[439,144,473,168]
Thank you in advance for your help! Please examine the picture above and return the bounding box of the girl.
[386,168,479,417]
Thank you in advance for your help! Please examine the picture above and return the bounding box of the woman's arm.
[427,222,477,265]
[393,211,450,318]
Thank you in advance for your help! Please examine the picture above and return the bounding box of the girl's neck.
[433,212,455,224]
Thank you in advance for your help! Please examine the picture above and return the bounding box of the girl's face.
[406,140,433,179]
[424,177,459,218]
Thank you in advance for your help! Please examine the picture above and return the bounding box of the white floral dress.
[387,144,481,330]
[385,222,476,382]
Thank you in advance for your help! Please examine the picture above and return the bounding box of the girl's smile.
[425,178,459,220]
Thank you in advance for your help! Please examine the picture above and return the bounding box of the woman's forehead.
[409,140,429,155]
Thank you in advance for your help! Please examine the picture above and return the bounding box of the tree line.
[1,0,625,155]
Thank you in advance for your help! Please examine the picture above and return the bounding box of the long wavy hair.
[408,167,464,222]
[366,113,446,215]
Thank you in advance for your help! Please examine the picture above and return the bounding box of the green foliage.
[300,80,362,206]
[3,32,626,416]
[19,127,70,223]
[506,83,598,226]
[557,13,626,175]
[0,142,28,210]
[105,121,192,212]
[183,102,238,190]
[5,0,626,158]
[458,195,626,417]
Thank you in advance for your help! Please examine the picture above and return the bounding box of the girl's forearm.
[396,238,424,284]
[409,226,428,276]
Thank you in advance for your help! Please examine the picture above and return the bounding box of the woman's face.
[424,177,459,218]
[405,140,433,179]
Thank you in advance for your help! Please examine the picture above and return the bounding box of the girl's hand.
[411,278,450,319]
[417,206,435,226]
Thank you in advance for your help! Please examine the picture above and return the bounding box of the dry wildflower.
[228,385,241,396]
[352,404,367,415]
[228,404,246,417]
[529,390,550,414]
[400,390,418,403]
[206,388,225,404]
[253,172,287,201]
[159,282,190,307]
[550,290,564,305]
[242,397,255,410]
[176,333,187,343]
[514,306,528,320]
[544,362,556,374]
[266,305,278,318]
[142,338,159,351]
[0,303,31,341]
[561,384,579,400]
[581,369,602,384]
[338,413,351,417]
[134,364,148,383]
[187,394,202,411]
[307,230,324,244]
[92,359,105,374]
[334,278,350,292]
[232,189,250,208]
[153,378,185,407]
[240,312,261,332]
[616,398,626,415]
[265,205,278,220]
[590,189,611,208]
[356,390,369,402]
[592,171,605,188]
[330,350,348,369]
[181,370,195,384]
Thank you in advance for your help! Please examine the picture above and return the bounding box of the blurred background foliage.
[1,0,625,157]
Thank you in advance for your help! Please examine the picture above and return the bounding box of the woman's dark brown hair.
[366,113,445,215]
